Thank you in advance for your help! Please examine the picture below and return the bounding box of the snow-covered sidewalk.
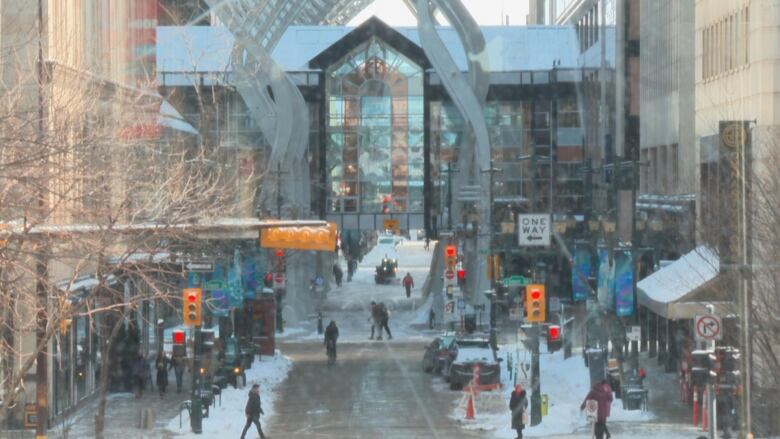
[165,351,292,438]
[448,344,655,438]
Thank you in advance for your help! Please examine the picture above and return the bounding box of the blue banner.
[572,245,591,301]
[614,249,634,317]
[210,290,230,317]
[597,247,613,310]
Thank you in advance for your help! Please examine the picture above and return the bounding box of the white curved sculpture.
[416,0,491,301]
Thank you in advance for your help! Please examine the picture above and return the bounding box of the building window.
[703,5,749,80]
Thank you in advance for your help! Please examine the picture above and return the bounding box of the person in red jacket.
[402,272,414,298]
[580,379,613,439]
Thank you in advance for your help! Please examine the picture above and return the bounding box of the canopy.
[637,246,727,320]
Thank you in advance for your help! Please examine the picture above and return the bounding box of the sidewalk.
[49,371,196,439]
[638,351,690,424]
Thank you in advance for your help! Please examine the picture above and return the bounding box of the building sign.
[614,249,634,317]
[518,214,551,247]
[717,121,752,269]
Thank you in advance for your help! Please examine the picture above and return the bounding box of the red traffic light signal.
[173,330,186,345]
[182,288,202,326]
[530,290,542,300]
[525,284,546,323]
[275,249,285,257]
[548,325,560,341]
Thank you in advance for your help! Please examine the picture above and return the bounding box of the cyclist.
[324,320,339,362]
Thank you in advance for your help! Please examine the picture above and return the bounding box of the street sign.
[383,219,400,234]
[694,314,722,341]
[549,297,561,313]
[503,275,531,287]
[444,269,456,287]
[273,273,285,289]
[457,298,465,311]
[509,305,522,321]
[518,214,551,247]
[457,185,482,201]
[444,300,459,323]
[626,325,641,342]
[184,261,214,272]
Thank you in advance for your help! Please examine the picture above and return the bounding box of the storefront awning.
[637,246,727,320]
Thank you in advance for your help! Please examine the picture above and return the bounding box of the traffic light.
[525,284,546,323]
[182,288,202,326]
[445,245,457,270]
[547,324,562,352]
[260,223,338,251]
[172,330,186,357]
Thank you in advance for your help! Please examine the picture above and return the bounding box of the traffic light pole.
[190,326,203,434]
[531,324,542,426]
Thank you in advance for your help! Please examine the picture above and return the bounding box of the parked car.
[422,335,456,373]
[444,338,501,390]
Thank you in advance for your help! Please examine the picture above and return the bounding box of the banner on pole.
[572,245,591,301]
[596,247,612,309]
[614,249,634,316]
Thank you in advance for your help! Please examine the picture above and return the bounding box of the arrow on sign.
[527,236,543,241]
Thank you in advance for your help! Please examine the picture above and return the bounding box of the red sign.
[445,270,455,280]
[275,274,284,283]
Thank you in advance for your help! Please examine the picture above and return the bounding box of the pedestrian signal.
[548,324,562,352]
[525,284,546,323]
[445,245,457,269]
[182,288,202,326]
[172,330,186,357]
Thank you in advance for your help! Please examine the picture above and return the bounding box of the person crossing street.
[240,384,266,439]
[580,379,613,439]
[402,272,414,298]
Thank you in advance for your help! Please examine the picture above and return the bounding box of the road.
[267,340,491,439]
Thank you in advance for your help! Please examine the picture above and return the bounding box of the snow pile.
[409,293,434,327]
[165,351,292,437]
[452,344,654,437]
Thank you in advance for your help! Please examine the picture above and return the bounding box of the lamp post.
[442,160,459,230]
[481,159,502,287]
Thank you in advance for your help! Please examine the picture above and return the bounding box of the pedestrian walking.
[378,302,392,340]
[509,384,528,439]
[333,264,343,287]
[369,301,382,340]
[155,349,170,398]
[131,350,146,398]
[240,384,266,439]
[580,379,613,439]
[171,354,186,393]
[402,272,414,298]
[424,237,430,251]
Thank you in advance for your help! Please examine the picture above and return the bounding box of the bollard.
[541,394,549,417]
[317,312,324,334]
[190,396,203,434]
[701,387,708,431]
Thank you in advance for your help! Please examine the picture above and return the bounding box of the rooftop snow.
[637,246,720,319]
[157,24,613,74]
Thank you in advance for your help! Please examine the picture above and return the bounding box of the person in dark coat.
[378,302,392,340]
[240,384,266,439]
[155,349,170,397]
[509,384,528,438]
[333,264,343,287]
[131,350,146,398]
[171,355,186,393]
[580,379,613,439]
[324,320,339,359]
[369,301,382,340]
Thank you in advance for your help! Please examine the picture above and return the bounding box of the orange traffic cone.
[692,385,699,427]
[465,393,475,420]
[701,387,708,431]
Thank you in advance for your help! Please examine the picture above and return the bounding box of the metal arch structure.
[416,0,492,302]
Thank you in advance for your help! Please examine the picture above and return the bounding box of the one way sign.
[518,214,551,247]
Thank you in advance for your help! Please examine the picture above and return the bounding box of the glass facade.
[326,37,424,214]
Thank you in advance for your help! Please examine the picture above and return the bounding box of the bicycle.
[326,338,337,365]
